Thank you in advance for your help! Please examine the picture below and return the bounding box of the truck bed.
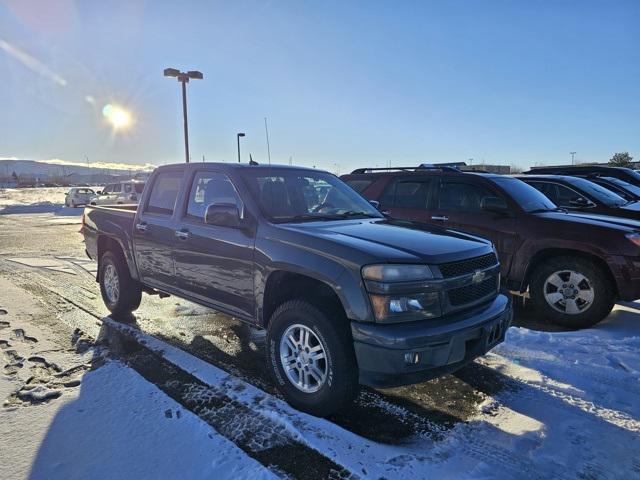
[82,204,138,270]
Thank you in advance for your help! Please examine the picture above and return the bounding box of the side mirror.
[205,203,241,228]
[481,196,509,214]
[569,196,594,208]
[369,200,381,210]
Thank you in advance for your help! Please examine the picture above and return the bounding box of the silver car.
[90,181,145,205]
[65,188,96,207]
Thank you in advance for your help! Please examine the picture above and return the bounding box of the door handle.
[174,229,190,240]
[430,215,449,222]
[135,222,147,232]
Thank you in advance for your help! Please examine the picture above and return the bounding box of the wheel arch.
[261,270,349,327]
[96,235,139,281]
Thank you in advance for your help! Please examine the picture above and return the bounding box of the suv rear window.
[345,179,374,193]
[146,172,181,215]
[380,178,432,209]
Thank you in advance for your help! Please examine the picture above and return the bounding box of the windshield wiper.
[530,207,567,214]
[335,211,381,218]
[280,210,381,223]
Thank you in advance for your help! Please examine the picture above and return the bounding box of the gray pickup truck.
[81,163,512,416]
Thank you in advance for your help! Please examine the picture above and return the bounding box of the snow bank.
[0,188,91,215]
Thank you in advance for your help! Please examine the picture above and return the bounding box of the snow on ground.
[3,361,276,480]
[0,187,95,214]
[0,278,275,480]
[106,305,640,479]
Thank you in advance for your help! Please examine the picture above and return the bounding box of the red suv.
[342,166,640,328]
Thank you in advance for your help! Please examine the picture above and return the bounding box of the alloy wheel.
[543,270,594,315]
[279,324,328,393]
[103,263,120,305]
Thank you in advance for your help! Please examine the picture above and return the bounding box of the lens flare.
[102,104,132,130]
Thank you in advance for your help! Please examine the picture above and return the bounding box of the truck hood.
[279,218,493,264]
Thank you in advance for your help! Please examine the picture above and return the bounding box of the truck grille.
[448,276,498,306]
[438,253,498,278]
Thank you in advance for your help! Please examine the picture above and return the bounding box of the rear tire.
[530,256,614,329]
[99,250,142,316]
[266,300,359,417]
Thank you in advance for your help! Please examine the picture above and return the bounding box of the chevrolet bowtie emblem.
[471,270,486,284]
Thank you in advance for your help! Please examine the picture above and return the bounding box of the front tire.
[266,300,359,417]
[530,256,614,329]
[99,250,142,316]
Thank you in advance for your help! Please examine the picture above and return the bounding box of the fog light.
[404,352,420,365]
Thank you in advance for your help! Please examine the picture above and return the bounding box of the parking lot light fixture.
[164,68,204,163]
[237,133,246,163]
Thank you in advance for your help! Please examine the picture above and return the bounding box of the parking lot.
[1,208,639,479]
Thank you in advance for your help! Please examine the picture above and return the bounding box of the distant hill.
[0,159,155,186]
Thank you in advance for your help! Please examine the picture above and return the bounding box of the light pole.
[164,68,203,163]
[237,133,246,163]
[570,151,576,165]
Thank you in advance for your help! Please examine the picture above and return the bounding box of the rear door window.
[124,183,132,193]
[145,172,182,215]
[345,179,374,193]
[380,178,433,209]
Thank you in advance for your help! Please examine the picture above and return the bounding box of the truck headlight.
[362,264,433,282]
[362,264,440,323]
[369,292,441,323]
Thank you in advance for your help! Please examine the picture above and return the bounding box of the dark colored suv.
[518,175,640,220]
[525,165,640,187]
[342,167,640,328]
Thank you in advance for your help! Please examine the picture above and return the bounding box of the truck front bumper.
[351,293,512,388]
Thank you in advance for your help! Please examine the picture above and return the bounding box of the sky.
[0,0,638,173]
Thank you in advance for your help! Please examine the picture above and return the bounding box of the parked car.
[82,163,513,416]
[584,176,640,202]
[90,180,145,205]
[65,187,96,207]
[342,166,640,328]
[525,165,640,187]
[517,175,640,220]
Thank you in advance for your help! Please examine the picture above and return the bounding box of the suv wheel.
[530,256,614,329]
[99,250,142,316]
[266,300,359,417]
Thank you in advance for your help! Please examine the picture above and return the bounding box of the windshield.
[491,177,557,212]
[618,168,640,183]
[602,177,640,198]
[567,177,627,206]
[239,169,382,222]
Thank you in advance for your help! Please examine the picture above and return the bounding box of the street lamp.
[164,68,204,163]
[237,133,246,163]
[570,151,577,165]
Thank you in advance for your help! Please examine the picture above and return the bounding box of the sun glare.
[102,104,132,130]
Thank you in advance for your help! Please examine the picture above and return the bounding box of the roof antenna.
[264,117,271,165]
[249,153,259,166]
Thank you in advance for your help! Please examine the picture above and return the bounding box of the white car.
[90,181,145,205]
[65,188,96,207]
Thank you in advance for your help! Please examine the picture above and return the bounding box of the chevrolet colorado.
[82,163,512,416]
